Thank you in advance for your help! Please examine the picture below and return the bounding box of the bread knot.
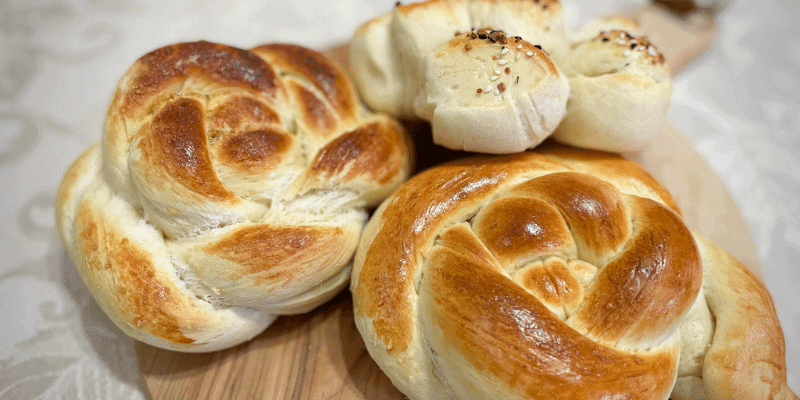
[352,149,798,399]
[56,41,413,352]
[352,150,700,399]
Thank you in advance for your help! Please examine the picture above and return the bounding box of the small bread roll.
[553,27,673,153]
[416,30,569,153]
[349,0,570,153]
[56,41,413,352]
[351,149,797,400]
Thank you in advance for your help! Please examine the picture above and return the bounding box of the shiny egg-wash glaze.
[56,41,413,352]
[351,150,797,400]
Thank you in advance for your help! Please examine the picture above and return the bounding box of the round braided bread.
[56,41,413,352]
[351,149,797,399]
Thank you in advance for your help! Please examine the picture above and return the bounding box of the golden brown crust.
[421,223,676,399]
[57,41,413,352]
[352,149,794,400]
[74,201,194,344]
[210,95,281,130]
[216,128,293,172]
[571,195,700,346]
[693,235,799,400]
[120,41,281,117]
[204,224,344,279]
[250,44,358,124]
[472,196,575,267]
[138,97,237,201]
[355,153,572,356]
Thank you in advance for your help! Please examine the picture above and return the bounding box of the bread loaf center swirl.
[353,151,702,399]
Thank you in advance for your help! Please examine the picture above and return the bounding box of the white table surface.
[1,0,797,398]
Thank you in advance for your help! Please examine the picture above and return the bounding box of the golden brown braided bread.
[351,149,796,399]
[56,41,413,352]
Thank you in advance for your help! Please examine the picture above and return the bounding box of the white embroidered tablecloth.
[1,0,797,398]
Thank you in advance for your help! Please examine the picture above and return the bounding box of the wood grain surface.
[136,291,404,400]
[136,5,760,400]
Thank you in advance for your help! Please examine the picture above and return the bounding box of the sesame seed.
[505,67,510,74]
[517,44,523,49]
[488,30,505,44]
[477,88,483,93]
[526,51,534,56]
[494,88,500,95]
[494,69,502,75]
[498,59,508,65]
[501,47,509,55]
[490,75,499,81]
[492,55,498,60]
[516,52,521,61]
[486,84,493,92]
[648,45,657,56]
[624,50,631,56]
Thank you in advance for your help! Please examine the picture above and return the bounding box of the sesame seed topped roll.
[416,29,569,153]
[552,21,673,153]
[349,0,570,154]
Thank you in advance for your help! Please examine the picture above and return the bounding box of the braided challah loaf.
[56,41,413,352]
[349,0,672,154]
[351,149,797,399]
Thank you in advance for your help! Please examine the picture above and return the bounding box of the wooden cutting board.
[136,5,760,399]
